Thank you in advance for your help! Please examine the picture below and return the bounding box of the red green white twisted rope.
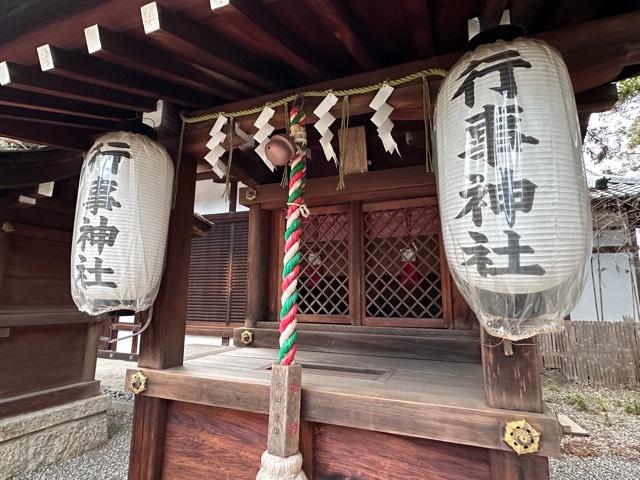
[278,105,307,366]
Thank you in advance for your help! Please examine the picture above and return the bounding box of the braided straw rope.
[278,105,307,365]
[180,68,447,124]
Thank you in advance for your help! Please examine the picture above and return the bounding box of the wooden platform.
[126,347,561,457]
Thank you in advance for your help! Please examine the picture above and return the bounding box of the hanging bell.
[265,134,296,166]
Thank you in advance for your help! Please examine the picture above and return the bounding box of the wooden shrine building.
[1,1,640,479]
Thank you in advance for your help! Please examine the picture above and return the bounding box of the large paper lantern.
[71,131,174,315]
[435,35,592,340]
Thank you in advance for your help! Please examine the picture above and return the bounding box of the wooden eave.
[0,0,637,185]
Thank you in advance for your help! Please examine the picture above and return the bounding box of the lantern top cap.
[466,25,526,52]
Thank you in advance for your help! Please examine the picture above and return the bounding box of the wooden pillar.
[129,104,196,480]
[128,396,168,479]
[245,205,271,327]
[481,329,550,480]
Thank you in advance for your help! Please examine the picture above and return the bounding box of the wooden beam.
[241,165,436,210]
[125,365,561,457]
[245,206,271,327]
[303,0,380,69]
[228,0,333,81]
[0,85,134,121]
[84,24,257,99]
[140,2,284,91]
[0,117,93,150]
[37,44,219,109]
[0,61,156,111]
[0,148,82,188]
[0,105,112,130]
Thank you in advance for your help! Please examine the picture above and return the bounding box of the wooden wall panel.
[0,226,73,306]
[162,402,268,480]
[314,423,491,480]
[0,323,86,398]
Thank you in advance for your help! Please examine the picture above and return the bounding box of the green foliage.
[624,400,640,415]
[567,393,590,412]
[566,393,610,414]
[619,77,640,104]
[584,75,640,174]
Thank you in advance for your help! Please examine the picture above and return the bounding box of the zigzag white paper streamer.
[253,106,276,171]
[313,92,339,164]
[204,115,228,179]
[369,84,399,155]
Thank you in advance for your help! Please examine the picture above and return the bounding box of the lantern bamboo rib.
[179,68,448,124]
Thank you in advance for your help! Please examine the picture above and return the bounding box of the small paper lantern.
[71,131,174,315]
[435,35,592,340]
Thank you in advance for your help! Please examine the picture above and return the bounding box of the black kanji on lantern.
[456,172,538,228]
[462,230,545,277]
[84,177,121,215]
[461,231,494,277]
[452,50,531,107]
[456,174,488,227]
[488,170,538,228]
[458,105,539,167]
[77,216,119,254]
[87,142,131,175]
[76,255,117,288]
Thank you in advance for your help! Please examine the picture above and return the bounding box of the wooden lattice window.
[283,198,451,328]
[298,206,350,321]
[363,198,449,327]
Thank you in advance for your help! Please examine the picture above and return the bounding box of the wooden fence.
[539,321,640,386]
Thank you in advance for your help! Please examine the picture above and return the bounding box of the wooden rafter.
[0,87,133,121]
[303,0,380,70]
[141,2,285,92]
[0,118,93,150]
[185,10,640,158]
[0,105,112,131]
[37,44,219,109]
[227,0,333,81]
[83,24,256,99]
[401,0,437,57]
[0,61,156,112]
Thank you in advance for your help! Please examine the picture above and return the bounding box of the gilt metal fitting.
[129,371,148,395]
[240,329,254,346]
[504,419,540,455]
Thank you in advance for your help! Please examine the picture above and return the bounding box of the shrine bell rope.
[179,68,447,123]
[278,104,307,365]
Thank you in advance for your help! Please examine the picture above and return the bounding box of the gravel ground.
[543,372,640,479]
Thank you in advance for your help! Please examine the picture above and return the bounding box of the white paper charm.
[369,84,399,155]
[313,92,339,164]
[204,115,228,179]
[253,106,276,171]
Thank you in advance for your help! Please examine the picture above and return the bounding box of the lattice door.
[363,201,445,325]
[297,207,350,319]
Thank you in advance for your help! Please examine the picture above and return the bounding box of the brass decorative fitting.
[246,187,257,201]
[129,371,148,395]
[504,419,540,455]
[240,329,254,346]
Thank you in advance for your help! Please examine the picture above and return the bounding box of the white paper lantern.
[435,36,592,340]
[71,131,174,315]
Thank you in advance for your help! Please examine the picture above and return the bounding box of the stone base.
[0,394,110,479]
